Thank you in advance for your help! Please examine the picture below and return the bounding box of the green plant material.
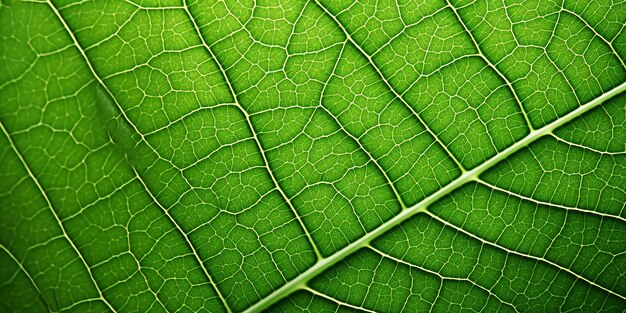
[1,0,625,312]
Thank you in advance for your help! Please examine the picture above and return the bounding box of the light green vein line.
[43,2,233,312]
[182,0,324,261]
[559,8,626,70]
[445,0,535,131]
[0,121,117,313]
[477,179,626,223]
[317,40,407,209]
[242,81,626,313]
[367,246,520,313]
[423,209,626,301]
[550,133,626,156]
[303,287,376,313]
[312,0,467,172]
[0,244,51,313]
[129,166,233,311]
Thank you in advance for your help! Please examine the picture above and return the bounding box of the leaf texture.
[0,0,625,312]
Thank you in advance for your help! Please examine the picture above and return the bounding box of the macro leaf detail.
[1,0,625,312]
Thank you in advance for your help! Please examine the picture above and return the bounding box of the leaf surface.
[1,0,625,312]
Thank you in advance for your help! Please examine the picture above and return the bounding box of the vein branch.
[317,41,408,208]
[181,1,324,262]
[478,180,626,223]
[312,0,468,172]
[0,244,51,313]
[367,246,520,313]
[0,121,117,313]
[243,80,626,313]
[423,209,626,302]
[303,287,377,313]
[445,0,535,131]
[43,2,233,312]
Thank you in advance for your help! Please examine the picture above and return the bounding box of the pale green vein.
[550,133,626,155]
[0,244,51,313]
[317,39,408,208]
[367,246,520,313]
[422,209,626,302]
[445,0,535,131]
[560,8,626,70]
[312,0,468,172]
[0,121,117,313]
[43,2,233,312]
[182,0,324,261]
[242,81,626,313]
[130,166,232,312]
[304,287,375,313]
[477,179,626,223]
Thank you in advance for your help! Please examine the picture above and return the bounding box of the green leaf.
[1,0,625,312]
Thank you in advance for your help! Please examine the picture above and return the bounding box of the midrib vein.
[40,0,626,311]
[243,80,626,313]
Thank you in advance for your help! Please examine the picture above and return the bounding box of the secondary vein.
[312,0,468,172]
[181,0,324,263]
[44,2,233,312]
[243,81,626,313]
